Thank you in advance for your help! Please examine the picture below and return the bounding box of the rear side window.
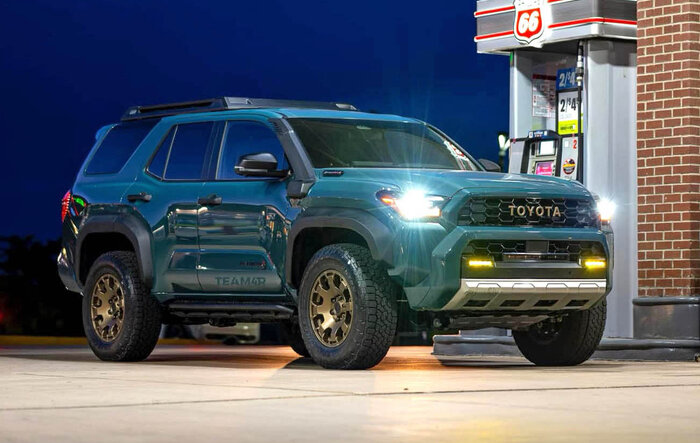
[147,129,174,178]
[86,120,156,174]
[147,122,216,180]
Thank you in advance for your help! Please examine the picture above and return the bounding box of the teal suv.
[58,97,613,369]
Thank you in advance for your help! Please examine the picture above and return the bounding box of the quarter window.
[86,120,156,174]
[216,121,288,180]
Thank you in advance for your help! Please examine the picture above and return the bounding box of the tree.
[0,236,83,336]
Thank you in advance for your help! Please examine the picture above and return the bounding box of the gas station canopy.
[475,0,637,53]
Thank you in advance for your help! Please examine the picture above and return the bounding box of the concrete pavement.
[1,345,699,442]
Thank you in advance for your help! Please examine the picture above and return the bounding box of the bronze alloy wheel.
[298,244,398,369]
[90,274,126,342]
[309,270,354,347]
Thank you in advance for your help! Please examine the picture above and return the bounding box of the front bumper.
[442,278,607,311]
[392,225,612,311]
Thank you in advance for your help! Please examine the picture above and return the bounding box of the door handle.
[198,194,222,206]
[127,192,152,203]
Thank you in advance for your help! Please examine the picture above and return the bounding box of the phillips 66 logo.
[513,0,546,44]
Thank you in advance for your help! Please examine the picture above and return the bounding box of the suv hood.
[313,168,591,200]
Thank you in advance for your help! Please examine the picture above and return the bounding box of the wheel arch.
[76,213,153,289]
[286,208,395,289]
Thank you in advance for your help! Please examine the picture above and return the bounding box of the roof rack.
[121,97,358,121]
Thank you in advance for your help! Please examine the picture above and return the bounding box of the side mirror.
[235,152,288,178]
[479,158,501,173]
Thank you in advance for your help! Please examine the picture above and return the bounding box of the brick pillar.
[637,0,700,297]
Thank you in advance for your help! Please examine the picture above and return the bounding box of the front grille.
[464,240,604,262]
[466,240,526,259]
[458,196,600,229]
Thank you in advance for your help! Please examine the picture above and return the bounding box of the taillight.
[61,190,71,222]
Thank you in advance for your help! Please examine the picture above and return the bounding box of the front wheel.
[513,299,606,366]
[298,244,398,369]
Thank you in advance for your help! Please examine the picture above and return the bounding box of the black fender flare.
[75,213,153,288]
[286,208,395,287]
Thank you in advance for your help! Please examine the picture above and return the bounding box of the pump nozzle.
[576,41,584,86]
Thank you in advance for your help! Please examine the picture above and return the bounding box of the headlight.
[595,197,616,224]
[377,189,446,220]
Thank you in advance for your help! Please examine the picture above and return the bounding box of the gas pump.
[509,55,583,182]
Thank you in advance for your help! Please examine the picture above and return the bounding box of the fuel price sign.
[557,90,579,135]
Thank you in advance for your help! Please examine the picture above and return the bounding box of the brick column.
[637,0,700,297]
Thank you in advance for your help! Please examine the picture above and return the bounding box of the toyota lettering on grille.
[457,197,598,229]
[508,204,562,218]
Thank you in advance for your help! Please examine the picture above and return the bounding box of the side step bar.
[166,301,294,323]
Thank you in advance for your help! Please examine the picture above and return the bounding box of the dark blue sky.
[0,0,508,240]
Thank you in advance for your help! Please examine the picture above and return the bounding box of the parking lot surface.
[1,345,699,442]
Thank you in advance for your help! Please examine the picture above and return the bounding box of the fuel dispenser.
[512,129,580,181]
[509,44,584,182]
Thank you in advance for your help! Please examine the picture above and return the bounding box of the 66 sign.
[513,0,545,44]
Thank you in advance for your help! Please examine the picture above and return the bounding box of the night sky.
[0,0,508,240]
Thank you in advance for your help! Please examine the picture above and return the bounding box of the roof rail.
[121,97,358,121]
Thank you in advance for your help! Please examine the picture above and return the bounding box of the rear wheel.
[298,244,398,369]
[513,299,606,366]
[82,251,161,362]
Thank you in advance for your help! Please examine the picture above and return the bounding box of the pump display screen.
[538,140,555,156]
[535,161,554,176]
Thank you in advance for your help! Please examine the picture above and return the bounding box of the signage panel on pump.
[557,90,579,135]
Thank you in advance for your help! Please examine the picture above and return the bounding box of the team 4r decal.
[513,0,546,44]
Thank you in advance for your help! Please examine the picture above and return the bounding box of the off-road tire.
[298,244,398,369]
[513,299,607,366]
[82,251,161,362]
[280,320,310,357]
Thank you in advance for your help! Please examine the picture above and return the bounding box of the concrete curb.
[0,335,207,346]
[433,335,700,362]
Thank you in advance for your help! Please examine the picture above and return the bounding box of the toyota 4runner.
[58,97,613,369]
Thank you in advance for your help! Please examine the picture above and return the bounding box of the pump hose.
[576,40,585,183]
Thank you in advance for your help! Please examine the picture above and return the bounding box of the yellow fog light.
[467,258,494,268]
[583,258,607,270]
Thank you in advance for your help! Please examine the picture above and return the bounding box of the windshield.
[289,118,479,170]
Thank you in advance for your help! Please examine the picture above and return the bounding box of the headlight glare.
[596,198,616,224]
[377,189,445,220]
